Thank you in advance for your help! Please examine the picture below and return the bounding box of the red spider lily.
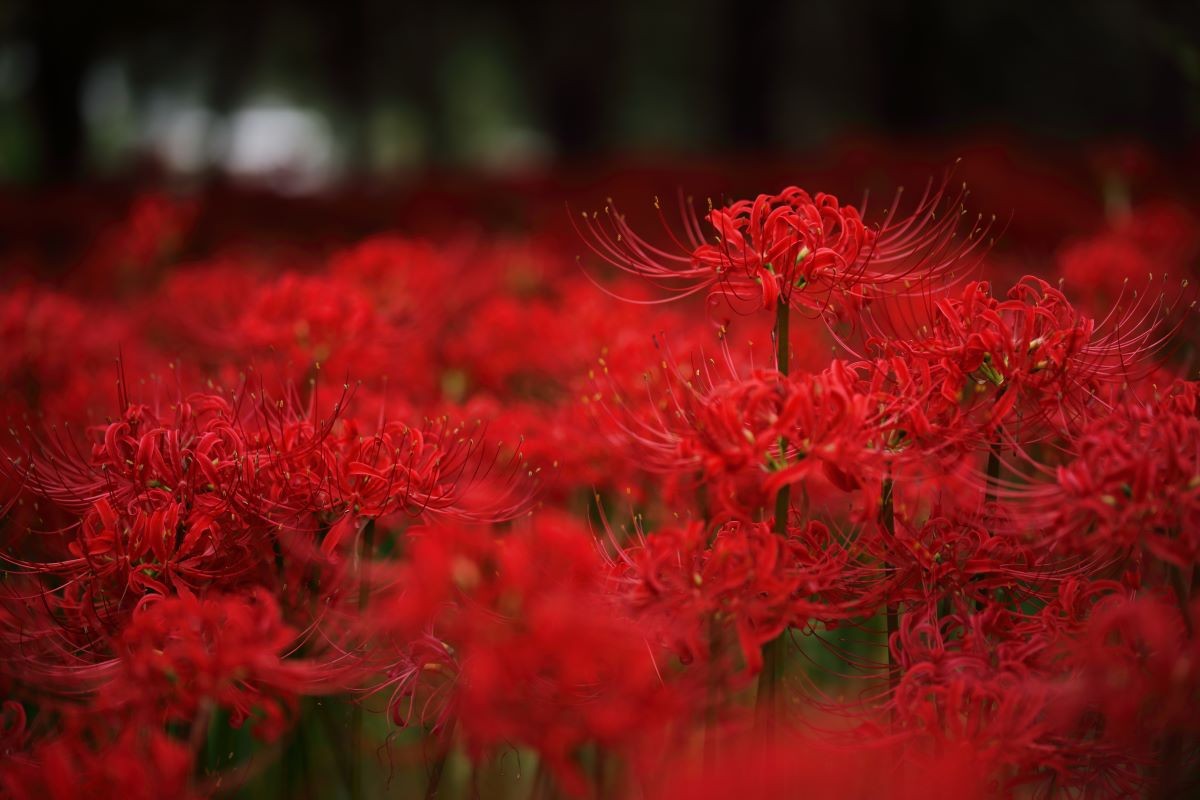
[872,275,1186,440]
[597,354,921,520]
[228,379,537,547]
[611,518,866,677]
[5,390,250,518]
[1050,387,1200,570]
[1051,594,1200,747]
[5,374,532,570]
[575,179,989,320]
[1,394,287,647]
[1037,594,1200,800]
[320,417,535,533]
[882,508,1043,611]
[886,608,1076,792]
[364,516,678,796]
[693,187,875,314]
[3,161,1200,799]
[102,588,337,740]
[0,715,197,800]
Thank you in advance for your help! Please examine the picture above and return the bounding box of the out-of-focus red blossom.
[79,192,196,289]
[329,235,471,324]
[1059,203,1199,310]
[454,395,652,503]
[0,720,197,800]
[0,286,137,425]
[444,276,711,394]
[105,588,331,740]
[882,580,1197,796]
[647,731,987,800]
[890,610,1057,763]
[888,615,1067,795]
[1051,384,1200,568]
[1052,594,1200,747]
[367,515,678,795]
[613,518,863,675]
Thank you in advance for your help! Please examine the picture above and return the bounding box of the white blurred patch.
[218,103,339,193]
[141,96,214,175]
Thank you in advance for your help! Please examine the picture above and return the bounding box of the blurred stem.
[282,702,311,800]
[704,619,719,770]
[1170,564,1194,637]
[351,518,376,800]
[976,441,1003,612]
[194,702,218,786]
[984,441,1002,509]
[1158,565,1194,799]
[464,762,477,800]
[203,707,229,777]
[423,749,449,800]
[881,476,900,721]
[423,719,459,800]
[592,747,608,800]
[315,701,356,789]
[756,303,791,729]
[531,756,554,800]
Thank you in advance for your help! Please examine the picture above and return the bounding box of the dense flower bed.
[2,145,1200,798]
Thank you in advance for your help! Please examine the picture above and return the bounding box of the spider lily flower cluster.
[1,156,1199,798]
[576,181,988,319]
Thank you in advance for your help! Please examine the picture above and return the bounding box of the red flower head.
[365,515,678,795]
[614,518,862,678]
[0,719,197,800]
[878,275,1186,439]
[1053,594,1200,747]
[1050,386,1200,569]
[107,588,332,741]
[577,179,987,321]
[601,356,910,520]
[1,391,287,642]
[888,609,1063,788]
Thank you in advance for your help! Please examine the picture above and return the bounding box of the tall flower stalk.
[755,302,791,727]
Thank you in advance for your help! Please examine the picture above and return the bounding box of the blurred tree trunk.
[29,6,95,183]
[513,0,616,160]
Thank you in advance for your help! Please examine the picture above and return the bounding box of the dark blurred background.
[1,1,1198,189]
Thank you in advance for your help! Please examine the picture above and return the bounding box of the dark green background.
[0,1,1197,184]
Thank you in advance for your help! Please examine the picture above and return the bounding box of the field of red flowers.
[2,141,1200,799]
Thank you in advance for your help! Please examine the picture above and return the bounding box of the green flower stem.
[755,302,791,729]
[350,518,376,799]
